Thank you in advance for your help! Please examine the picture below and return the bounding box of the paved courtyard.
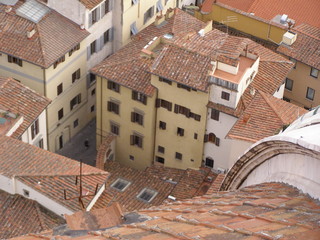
[56,119,97,166]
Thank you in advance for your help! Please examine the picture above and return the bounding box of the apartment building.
[0,77,50,149]
[0,0,91,151]
[278,24,320,109]
[92,8,300,170]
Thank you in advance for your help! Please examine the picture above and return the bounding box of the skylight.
[0,0,18,5]
[16,0,50,23]
[137,188,158,203]
[110,178,131,192]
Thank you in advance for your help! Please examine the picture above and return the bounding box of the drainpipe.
[43,68,49,150]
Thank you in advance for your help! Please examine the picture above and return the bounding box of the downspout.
[43,68,49,150]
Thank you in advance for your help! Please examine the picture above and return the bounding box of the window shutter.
[31,124,35,139]
[130,135,134,145]
[87,46,91,60]
[131,112,135,122]
[139,115,143,125]
[109,0,114,11]
[115,104,119,114]
[143,95,147,105]
[216,138,220,146]
[156,99,160,108]
[181,128,184,136]
[204,134,208,143]
[96,37,100,52]
[88,12,93,27]
[109,27,114,41]
[174,104,178,113]
[107,101,112,111]
[100,35,104,50]
[8,56,12,63]
[186,108,190,118]
[101,2,105,17]
[168,102,172,111]
[132,91,137,100]
[96,6,101,21]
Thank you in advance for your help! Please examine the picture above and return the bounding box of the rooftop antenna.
[64,159,99,210]
[221,16,238,34]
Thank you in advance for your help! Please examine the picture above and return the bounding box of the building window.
[156,99,172,111]
[90,41,96,55]
[73,119,79,128]
[70,94,81,110]
[158,145,165,153]
[132,91,147,105]
[58,108,64,120]
[189,112,201,121]
[72,69,81,83]
[92,7,98,25]
[91,105,95,112]
[206,133,220,146]
[91,88,96,96]
[69,44,80,56]
[53,56,65,69]
[177,127,184,136]
[205,157,214,168]
[156,0,164,13]
[129,155,135,161]
[31,119,39,139]
[37,139,44,149]
[159,121,166,130]
[159,77,172,85]
[194,133,198,139]
[137,188,158,202]
[89,73,96,85]
[221,91,230,101]
[177,83,191,91]
[8,55,23,67]
[175,152,182,160]
[289,57,297,69]
[107,101,120,114]
[108,80,120,93]
[310,68,319,78]
[155,156,165,164]
[174,104,190,117]
[111,178,131,192]
[130,133,143,148]
[131,111,144,125]
[285,78,293,91]
[130,22,138,36]
[110,122,120,135]
[104,0,110,14]
[144,6,154,24]
[57,83,63,96]
[211,109,220,121]
[306,87,315,100]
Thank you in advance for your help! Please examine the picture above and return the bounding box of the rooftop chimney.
[27,27,36,39]
[5,6,12,13]
[282,31,297,46]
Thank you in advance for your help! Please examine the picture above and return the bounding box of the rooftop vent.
[198,29,205,37]
[27,27,36,39]
[280,14,288,24]
[282,31,297,46]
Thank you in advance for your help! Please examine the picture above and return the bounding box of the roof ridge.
[34,202,47,230]
[259,91,285,123]
[16,172,108,178]
[34,23,47,67]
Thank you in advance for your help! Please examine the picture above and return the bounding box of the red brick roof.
[277,24,320,69]
[0,135,105,177]
[18,182,320,239]
[227,91,308,142]
[209,0,320,27]
[0,189,65,239]
[0,77,50,138]
[0,0,89,68]
[79,0,104,9]
[91,8,207,95]
[92,161,217,212]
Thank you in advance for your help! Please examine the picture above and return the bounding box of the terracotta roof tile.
[79,0,104,10]
[0,135,104,178]
[212,0,320,27]
[22,182,320,239]
[0,77,50,138]
[227,91,307,142]
[0,189,65,239]
[0,0,89,68]
[277,24,320,69]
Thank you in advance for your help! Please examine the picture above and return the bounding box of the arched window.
[208,133,216,143]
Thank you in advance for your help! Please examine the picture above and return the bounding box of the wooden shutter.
[132,91,137,100]
[168,102,172,111]
[8,56,12,63]
[88,12,92,27]
[204,134,208,143]
[87,46,91,60]
[130,135,134,145]
[174,104,179,113]
[101,2,105,17]
[109,0,114,11]
[181,128,184,136]
[96,6,101,21]
[107,101,112,111]
[139,115,143,125]
[131,112,135,122]
[109,27,114,41]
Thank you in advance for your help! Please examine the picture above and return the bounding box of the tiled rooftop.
[277,24,320,69]
[0,0,89,68]
[92,160,217,212]
[0,189,65,239]
[227,91,308,142]
[16,182,320,239]
[0,77,50,138]
[206,0,320,27]
[79,0,104,10]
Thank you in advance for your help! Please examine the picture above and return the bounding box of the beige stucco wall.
[196,4,286,44]
[151,75,208,170]
[283,60,319,109]
[96,76,156,170]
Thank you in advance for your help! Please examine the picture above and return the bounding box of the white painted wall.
[204,110,238,170]
[217,62,238,75]
[209,85,237,109]
[240,153,320,200]
[21,110,48,150]
[0,175,15,194]
[6,116,23,137]
[273,82,285,99]
[15,180,73,216]
[228,139,252,168]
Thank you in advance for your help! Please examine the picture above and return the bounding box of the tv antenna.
[64,160,99,210]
